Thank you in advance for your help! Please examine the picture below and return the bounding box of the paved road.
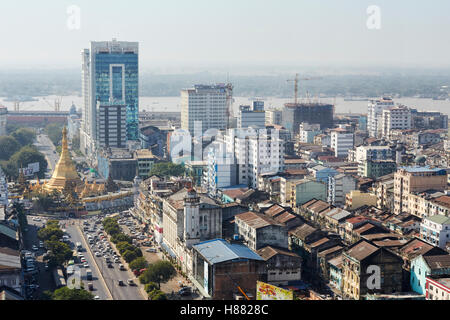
[78,218,145,300]
[64,222,111,300]
[34,134,59,172]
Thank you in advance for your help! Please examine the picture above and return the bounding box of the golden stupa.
[43,126,82,192]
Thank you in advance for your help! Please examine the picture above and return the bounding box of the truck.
[86,269,92,280]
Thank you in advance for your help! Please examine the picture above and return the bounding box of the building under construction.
[282,102,334,134]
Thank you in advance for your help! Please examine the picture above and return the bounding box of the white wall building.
[420,215,450,249]
[331,130,354,159]
[328,174,357,207]
[381,105,412,139]
[367,97,395,138]
[355,145,395,164]
[265,110,283,126]
[181,84,232,135]
[299,122,321,143]
[237,103,266,129]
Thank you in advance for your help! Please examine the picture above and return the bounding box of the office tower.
[80,39,139,156]
[282,102,334,134]
[181,84,232,135]
[237,101,266,129]
[367,97,394,138]
[331,129,354,159]
[381,105,411,139]
[97,102,127,148]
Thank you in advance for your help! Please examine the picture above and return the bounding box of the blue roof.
[193,239,264,265]
[401,166,446,173]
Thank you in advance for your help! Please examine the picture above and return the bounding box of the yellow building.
[345,190,377,210]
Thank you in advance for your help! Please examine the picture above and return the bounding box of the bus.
[53,267,66,288]
[76,242,83,251]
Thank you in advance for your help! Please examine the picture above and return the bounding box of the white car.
[94,296,100,300]
[83,262,89,268]
[95,252,101,257]
[32,245,38,251]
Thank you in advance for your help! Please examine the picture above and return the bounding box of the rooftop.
[193,239,264,265]
[423,255,450,270]
[235,211,283,229]
[345,241,379,261]
[257,246,300,261]
[425,215,450,225]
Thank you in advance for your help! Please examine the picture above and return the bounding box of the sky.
[1,0,450,71]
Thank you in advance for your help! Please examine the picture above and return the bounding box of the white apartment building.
[331,129,354,159]
[381,105,411,139]
[237,104,266,129]
[181,84,232,135]
[328,174,357,207]
[225,128,285,189]
[299,122,321,143]
[355,145,395,163]
[420,215,450,249]
[367,97,395,138]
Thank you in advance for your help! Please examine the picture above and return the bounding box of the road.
[63,222,111,300]
[34,134,59,172]
[77,218,145,300]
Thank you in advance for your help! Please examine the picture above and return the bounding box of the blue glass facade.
[94,52,139,140]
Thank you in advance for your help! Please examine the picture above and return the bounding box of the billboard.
[256,281,293,300]
[19,162,40,176]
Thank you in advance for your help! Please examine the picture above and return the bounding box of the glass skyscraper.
[80,39,139,158]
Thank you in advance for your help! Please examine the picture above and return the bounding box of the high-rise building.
[97,102,127,149]
[265,109,283,126]
[282,102,334,134]
[381,105,411,139]
[80,39,139,157]
[181,84,232,135]
[237,102,266,129]
[367,97,395,138]
[331,129,354,159]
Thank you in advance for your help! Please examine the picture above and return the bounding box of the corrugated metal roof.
[193,239,264,265]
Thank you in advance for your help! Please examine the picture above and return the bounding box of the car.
[80,258,87,263]
[178,287,192,296]
[83,263,89,268]
[95,252,101,257]
[39,241,44,248]
[114,258,120,263]
[127,279,135,286]
[88,282,94,291]
[31,245,38,251]
[118,280,125,286]
[119,264,126,271]
[94,296,100,300]
[107,263,113,268]
[146,248,157,253]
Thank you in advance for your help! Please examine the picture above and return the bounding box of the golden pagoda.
[44,126,82,192]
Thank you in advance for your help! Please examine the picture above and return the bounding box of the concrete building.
[134,149,158,179]
[411,254,450,295]
[294,179,328,206]
[234,211,288,250]
[394,166,448,215]
[299,122,321,144]
[257,246,302,286]
[411,109,449,130]
[237,102,265,129]
[381,105,411,139]
[80,39,139,159]
[162,188,222,274]
[282,102,334,134]
[426,276,450,300]
[308,165,339,184]
[191,239,265,299]
[342,240,403,300]
[265,110,282,126]
[181,84,232,135]
[139,125,169,158]
[367,97,395,138]
[280,176,303,207]
[345,190,377,211]
[97,148,137,181]
[97,102,127,149]
[331,129,354,159]
[420,215,450,249]
[0,248,22,295]
[355,145,395,164]
[358,160,397,179]
[328,174,357,207]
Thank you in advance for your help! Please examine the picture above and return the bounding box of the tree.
[122,250,138,263]
[0,136,20,160]
[45,123,64,146]
[9,146,48,179]
[129,257,149,271]
[105,172,119,192]
[71,133,80,151]
[37,227,64,242]
[52,287,94,300]
[11,128,36,146]
[139,261,176,288]
[144,282,159,293]
[33,193,56,212]
[148,162,185,177]
[148,289,167,300]
[44,240,73,266]
[111,233,132,244]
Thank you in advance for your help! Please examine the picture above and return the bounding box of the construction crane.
[286,73,322,104]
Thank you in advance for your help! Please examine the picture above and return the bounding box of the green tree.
[9,145,47,179]
[33,193,55,212]
[0,136,20,160]
[111,233,132,244]
[52,287,94,300]
[45,123,64,146]
[122,250,138,263]
[148,162,185,177]
[148,289,167,300]
[139,261,176,288]
[11,128,36,146]
[38,227,63,242]
[129,257,149,271]
[144,282,159,293]
[44,240,73,266]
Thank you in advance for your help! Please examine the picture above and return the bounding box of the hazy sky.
[1,0,450,70]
